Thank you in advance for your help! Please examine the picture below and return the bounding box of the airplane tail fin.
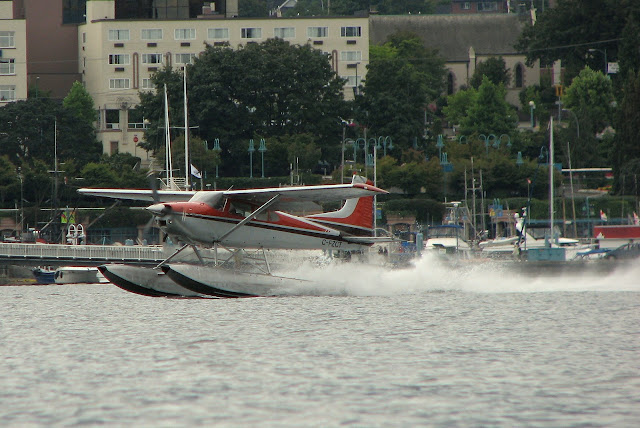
[306,175,375,236]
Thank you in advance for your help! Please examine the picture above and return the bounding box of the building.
[10,0,82,100]
[0,0,26,104]
[3,0,544,158]
[370,13,539,108]
[80,0,369,157]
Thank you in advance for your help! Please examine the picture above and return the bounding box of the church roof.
[370,14,530,62]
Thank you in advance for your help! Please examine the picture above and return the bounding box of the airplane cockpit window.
[228,202,273,221]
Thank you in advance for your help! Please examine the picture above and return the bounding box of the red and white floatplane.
[78,175,389,298]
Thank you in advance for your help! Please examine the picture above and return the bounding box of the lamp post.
[212,138,221,178]
[17,167,23,237]
[258,138,267,178]
[376,136,393,157]
[353,137,368,177]
[529,100,536,127]
[588,48,608,74]
[248,139,255,178]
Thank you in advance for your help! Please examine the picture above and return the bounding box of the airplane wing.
[77,188,196,202]
[224,182,388,205]
[78,177,387,206]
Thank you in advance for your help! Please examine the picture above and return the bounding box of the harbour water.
[1,255,639,427]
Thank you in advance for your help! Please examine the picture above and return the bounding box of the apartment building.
[80,0,369,157]
[0,1,26,104]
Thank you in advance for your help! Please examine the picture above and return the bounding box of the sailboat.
[480,118,589,261]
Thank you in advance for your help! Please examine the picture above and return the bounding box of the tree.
[459,76,517,137]
[361,32,446,150]
[612,71,640,194]
[470,57,511,89]
[515,0,640,80]
[139,39,348,172]
[563,67,614,134]
[0,98,101,169]
[238,0,270,17]
[0,156,18,206]
[63,81,98,125]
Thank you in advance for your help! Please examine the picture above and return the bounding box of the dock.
[0,242,174,267]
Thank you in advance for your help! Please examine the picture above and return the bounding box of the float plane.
[78,175,389,298]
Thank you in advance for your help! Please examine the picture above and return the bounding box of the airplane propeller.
[142,172,163,237]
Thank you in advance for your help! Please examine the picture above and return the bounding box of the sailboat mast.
[183,66,190,190]
[164,84,173,189]
[549,117,554,241]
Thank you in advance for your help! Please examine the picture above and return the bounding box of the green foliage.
[63,81,98,124]
[515,0,640,80]
[442,87,477,126]
[79,154,148,189]
[0,98,102,168]
[470,57,511,89]
[0,156,19,205]
[139,40,347,168]
[282,0,435,16]
[563,67,614,134]
[459,77,517,136]
[613,71,640,193]
[383,197,444,224]
[361,32,446,150]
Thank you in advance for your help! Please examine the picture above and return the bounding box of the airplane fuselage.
[156,202,370,251]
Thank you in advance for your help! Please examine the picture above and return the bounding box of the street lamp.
[529,100,536,127]
[375,136,393,157]
[588,48,608,74]
[258,138,267,178]
[17,167,23,237]
[211,138,221,179]
[248,139,255,178]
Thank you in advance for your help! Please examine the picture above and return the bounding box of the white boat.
[54,266,108,284]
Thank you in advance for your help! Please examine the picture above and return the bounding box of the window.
[340,51,362,62]
[108,29,130,41]
[141,79,155,90]
[127,108,147,128]
[0,59,15,75]
[447,73,455,95]
[0,85,15,101]
[307,27,328,38]
[175,53,196,64]
[175,28,196,40]
[241,28,262,39]
[0,31,15,48]
[462,2,471,10]
[274,27,295,39]
[105,109,120,129]
[141,29,163,40]
[341,26,361,37]
[344,76,361,87]
[142,53,163,64]
[515,64,524,88]
[208,28,229,39]
[82,33,86,43]
[109,78,130,89]
[108,54,130,65]
[477,2,498,11]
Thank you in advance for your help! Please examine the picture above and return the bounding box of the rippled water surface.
[2,257,640,427]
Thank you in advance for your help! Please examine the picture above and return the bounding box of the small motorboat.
[54,266,108,284]
[32,266,56,284]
